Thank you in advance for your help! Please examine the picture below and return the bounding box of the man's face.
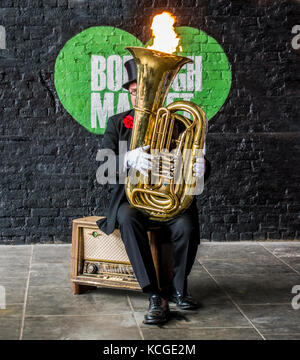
[129,81,137,108]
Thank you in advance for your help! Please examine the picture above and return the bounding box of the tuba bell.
[125,46,207,221]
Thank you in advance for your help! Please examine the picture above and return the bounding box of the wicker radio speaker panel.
[83,228,131,264]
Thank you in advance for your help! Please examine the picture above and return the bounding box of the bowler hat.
[122,59,137,90]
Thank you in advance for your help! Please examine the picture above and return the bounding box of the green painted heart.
[54,26,231,134]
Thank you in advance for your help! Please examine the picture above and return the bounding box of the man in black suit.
[97,59,210,325]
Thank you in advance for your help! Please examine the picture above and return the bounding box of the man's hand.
[124,145,152,176]
[193,156,205,178]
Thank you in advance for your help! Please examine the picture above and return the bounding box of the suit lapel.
[120,109,134,150]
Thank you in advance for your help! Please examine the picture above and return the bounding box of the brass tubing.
[132,189,176,213]
[125,46,206,221]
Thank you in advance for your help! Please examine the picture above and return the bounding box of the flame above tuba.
[125,46,206,221]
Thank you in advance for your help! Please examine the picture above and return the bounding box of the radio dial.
[86,263,98,274]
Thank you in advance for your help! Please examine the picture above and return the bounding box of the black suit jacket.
[96,109,211,235]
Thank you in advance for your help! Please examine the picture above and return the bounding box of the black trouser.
[116,200,200,295]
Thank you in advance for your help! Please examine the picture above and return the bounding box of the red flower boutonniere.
[123,115,134,129]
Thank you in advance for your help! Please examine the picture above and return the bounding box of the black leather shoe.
[169,291,199,310]
[143,294,170,325]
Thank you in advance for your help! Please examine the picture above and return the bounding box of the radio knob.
[86,263,98,274]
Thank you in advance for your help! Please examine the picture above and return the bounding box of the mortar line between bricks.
[197,259,266,340]
[258,243,300,276]
[19,245,33,340]
[127,295,144,340]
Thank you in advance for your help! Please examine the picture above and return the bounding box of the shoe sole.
[143,310,170,325]
[143,317,168,325]
[169,299,198,310]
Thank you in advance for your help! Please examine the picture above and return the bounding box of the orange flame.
[147,12,179,54]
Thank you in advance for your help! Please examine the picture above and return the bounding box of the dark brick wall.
[0,0,299,244]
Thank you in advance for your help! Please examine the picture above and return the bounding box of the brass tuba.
[125,46,207,221]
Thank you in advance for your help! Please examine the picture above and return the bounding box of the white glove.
[124,145,152,176]
[193,156,205,178]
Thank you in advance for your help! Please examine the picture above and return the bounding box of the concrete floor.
[0,241,300,340]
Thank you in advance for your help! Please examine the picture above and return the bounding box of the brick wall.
[0,0,299,244]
